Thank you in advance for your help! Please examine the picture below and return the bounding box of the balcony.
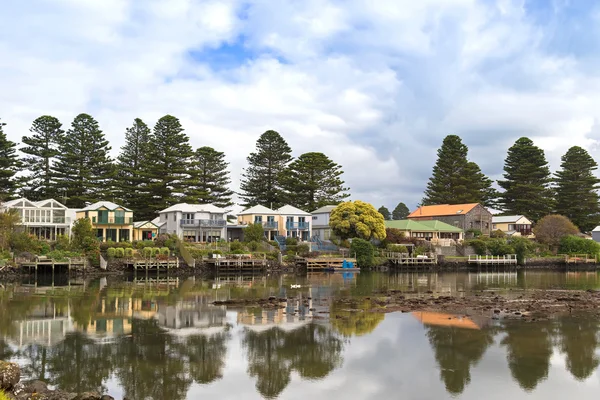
[180,219,227,227]
[285,221,310,230]
[261,221,279,230]
[93,217,134,225]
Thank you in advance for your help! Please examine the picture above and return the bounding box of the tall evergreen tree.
[422,135,496,207]
[0,118,22,201]
[184,146,234,208]
[554,146,600,231]
[282,152,350,212]
[145,115,193,215]
[53,114,114,208]
[114,118,153,219]
[240,130,292,209]
[20,115,64,200]
[378,206,391,220]
[392,202,410,220]
[498,137,554,221]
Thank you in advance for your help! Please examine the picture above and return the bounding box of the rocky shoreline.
[0,362,114,400]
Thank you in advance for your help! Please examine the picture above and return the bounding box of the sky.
[2,0,600,212]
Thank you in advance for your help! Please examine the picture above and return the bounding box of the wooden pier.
[468,254,518,265]
[383,252,438,266]
[205,254,267,272]
[125,258,180,271]
[17,256,88,273]
[564,254,598,264]
[296,257,358,271]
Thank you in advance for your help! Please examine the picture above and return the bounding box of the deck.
[16,257,88,272]
[564,254,598,264]
[204,254,267,272]
[468,254,518,265]
[382,252,438,266]
[125,258,180,271]
[295,257,358,271]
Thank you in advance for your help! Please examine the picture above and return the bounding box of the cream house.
[237,204,312,241]
[75,201,134,242]
[0,198,74,240]
[491,215,533,236]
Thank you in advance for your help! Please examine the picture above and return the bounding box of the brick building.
[408,203,493,237]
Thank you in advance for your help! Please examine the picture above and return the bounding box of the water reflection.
[0,272,600,399]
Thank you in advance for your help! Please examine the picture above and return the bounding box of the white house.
[237,204,313,241]
[491,215,533,236]
[0,198,75,240]
[158,203,228,242]
[310,205,337,240]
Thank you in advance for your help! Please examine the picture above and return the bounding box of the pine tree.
[281,152,350,212]
[554,146,600,231]
[392,202,410,220]
[145,115,193,215]
[0,118,21,201]
[184,146,234,208]
[422,135,496,207]
[53,114,114,208]
[240,130,293,209]
[114,118,153,219]
[498,137,554,221]
[378,206,391,220]
[20,115,64,200]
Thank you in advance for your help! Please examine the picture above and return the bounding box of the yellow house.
[237,204,312,241]
[491,215,533,236]
[133,220,159,241]
[76,201,134,242]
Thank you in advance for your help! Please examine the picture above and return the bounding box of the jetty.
[383,252,438,267]
[564,254,597,265]
[295,257,358,271]
[16,256,88,273]
[204,254,267,272]
[468,254,518,265]
[125,257,180,271]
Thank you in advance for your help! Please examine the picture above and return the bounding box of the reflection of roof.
[412,311,479,330]
[408,204,479,217]
[385,219,463,233]
[243,320,312,332]
[165,326,228,338]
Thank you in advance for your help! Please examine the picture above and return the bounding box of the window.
[172,213,176,221]
[254,216,263,223]
[312,216,317,220]
[469,222,473,229]
[492,224,497,230]
[184,213,194,220]
[267,216,275,222]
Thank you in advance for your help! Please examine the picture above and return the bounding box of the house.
[310,205,337,240]
[75,201,134,242]
[0,198,74,240]
[158,203,228,242]
[592,226,600,242]
[237,204,312,241]
[132,220,160,241]
[491,215,533,236]
[385,220,464,243]
[408,203,493,236]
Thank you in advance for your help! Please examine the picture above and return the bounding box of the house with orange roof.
[408,203,492,237]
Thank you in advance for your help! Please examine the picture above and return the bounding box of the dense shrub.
[384,228,405,244]
[100,240,116,251]
[490,229,506,238]
[285,237,298,246]
[10,233,43,254]
[386,244,408,253]
[467,239,488,256]
[53,235,71,251]
[350,238,375,268]
[230,249,246,255]
[134,240,155,249]
[559,235,600,256]
[247,241,260,251]
[160,247,170,256]
[243,223,264,243]
[269,240,279,248]
[116,241,133,249]
[266,251,280,261]
[283,254,296,263]
[285,245,298,254]
[152,247,161,257]
[125,248,134,258]
[46,250,82,261]
[230,241,245,252]
[296,244,310,256]
[143,247,153,258]
[106,247,117,258]
[115,248,125,258]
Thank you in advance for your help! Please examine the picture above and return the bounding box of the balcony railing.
[22,217,71,224]
[261,221,279,229]
[180,219,227,227]
[93,217,134,225]
[286,221,310,230]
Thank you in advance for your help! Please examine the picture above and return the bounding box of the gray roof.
[310,205,337,214]
[237,204,279,216]
[158,203,228,214]
[492,215,529,224]
[133,220,159,228]
[80,201,131,211]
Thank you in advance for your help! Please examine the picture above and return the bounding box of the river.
[1,270,600,399]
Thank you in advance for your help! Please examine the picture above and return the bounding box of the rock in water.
[0,361,20,391]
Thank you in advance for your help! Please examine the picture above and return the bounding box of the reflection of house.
[412,311,480,330]
[237,297,313,327]
[237,204,312,240]
[310,205,336,240]
[157,302,227,330]
[158,203,228,242]
[408,203,493,236]
[385,219,464,242]
[9,303,74,348]
[492,215,533,236]
[0,198,74,240]
[76,201,134,242]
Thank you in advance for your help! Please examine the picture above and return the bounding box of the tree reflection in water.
[558,316,600,381]
[329,299,385,337]
[501,320,553,391]
[242,324,344,399]
[425,324,494,395]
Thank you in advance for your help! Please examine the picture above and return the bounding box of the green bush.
[247,241,260,251]
[413,245,429,256]
[467,239,488,256]
[106,247,117,258]
[46,250,82,261]
[510,236,536,264]
[466,229,483,238]
[283,254,296,263]
[386,244,408,253]
[243,223,264,242]
[230,249,246,255]
[266,251,280,261]
[54,235,71,251]
[230,241,245,252]
[0,250,11,260]
[0,389,11,400]
[116,241,133,249]
[125,248,134,258]
[143,247,154,258]
[350,238,375,268]
[160,247,170,256]
[559,235,600,256]
[296,244,310,256]
[208,250,223,257]
[285,237,298,246]
[490,229,506,238]
[286,245,298,254]
[115,248,125,258]
[269,240,279,248]
[152,247,161,257]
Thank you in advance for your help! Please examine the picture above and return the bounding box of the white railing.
[468,254,518,264]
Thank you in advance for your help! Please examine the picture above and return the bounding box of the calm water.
[1,271,600,399]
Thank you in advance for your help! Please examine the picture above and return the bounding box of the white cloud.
[2,0,600,210]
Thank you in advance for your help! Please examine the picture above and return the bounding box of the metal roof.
[158,203,228,214]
